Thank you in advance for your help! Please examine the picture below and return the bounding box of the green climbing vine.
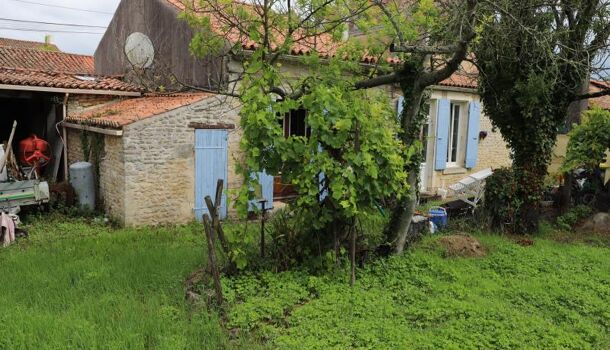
[231,55,412,266]
[79,130,105,183]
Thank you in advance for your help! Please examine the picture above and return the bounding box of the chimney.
[44,34,53,46]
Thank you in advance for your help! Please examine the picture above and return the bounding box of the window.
[421,118,430,159]
[282,108,311,138]
[446,102,465,166]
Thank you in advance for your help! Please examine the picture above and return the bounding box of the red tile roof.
[0,47,93,74]
[66,93,212,128]
[164,0,398,64]
[0,67,142,93]
[0,46,141,93]
[438,73,478,89]
[0,37,60,51]
[589,80,610,110]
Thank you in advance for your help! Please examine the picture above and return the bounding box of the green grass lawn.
[1,216,609,349]
[221,234,610,350]
[0,216,262,350]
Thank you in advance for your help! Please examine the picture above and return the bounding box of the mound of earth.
[577,212,610,234]
[439,234,486,258]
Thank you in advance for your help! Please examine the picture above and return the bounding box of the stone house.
[63,0,516,226]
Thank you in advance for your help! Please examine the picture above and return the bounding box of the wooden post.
[0,120,17,174]
[214,179,224,211]
[351,122,360,286]
[259,200,267,258]
[350,225,356,287]
[205,179,236,273]
[205,195,230,256]
[203,214,223,305]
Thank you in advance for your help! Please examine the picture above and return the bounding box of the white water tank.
[0,145,7,182]
[69,162,96,210]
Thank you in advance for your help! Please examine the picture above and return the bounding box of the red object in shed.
[18,135,51,169]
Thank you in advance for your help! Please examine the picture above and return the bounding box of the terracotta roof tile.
[0,47,93,74]
[165,0,399,64]
[438,73,478,89]
[589,80,610,110]
[0,37,60,51]
[0,67,141,92]
[0,46,141,93]
[66,93,212,128]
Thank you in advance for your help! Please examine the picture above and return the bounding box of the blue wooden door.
[195,129,228,221]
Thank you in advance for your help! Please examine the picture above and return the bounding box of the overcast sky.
[0,0,120,55]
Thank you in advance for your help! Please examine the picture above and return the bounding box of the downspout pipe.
[62,93,69,180]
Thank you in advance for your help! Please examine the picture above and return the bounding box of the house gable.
[94,0,224,91]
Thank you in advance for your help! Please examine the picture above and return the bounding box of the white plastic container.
[69,162,96,210]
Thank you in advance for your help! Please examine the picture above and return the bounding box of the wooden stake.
[203,214,223,305]
[205,195,230,256]
[260,200,266,258]
[0,121,17,174]
[350,224,356,287]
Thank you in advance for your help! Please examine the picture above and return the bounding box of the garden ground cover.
[0,215,608,349]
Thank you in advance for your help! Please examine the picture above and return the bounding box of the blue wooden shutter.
[435,99,451,170]
[397,96,404,120]
[195,129,228,221]
[318,143,328,201]
[249,171,274,211]
[465,101,481,169]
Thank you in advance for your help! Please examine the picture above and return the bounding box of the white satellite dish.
[124,32,155,69]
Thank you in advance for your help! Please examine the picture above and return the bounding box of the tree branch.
[390,43,461,54]
[574,88,610,101]
[354,72,402,89]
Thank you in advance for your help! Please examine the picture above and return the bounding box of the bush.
[563,108,610,172]
[263,205,388,272]
[483,168,522,232]
[555,205,593,231]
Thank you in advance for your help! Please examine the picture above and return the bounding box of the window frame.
[282,108,310,138]
[446,101,467,168]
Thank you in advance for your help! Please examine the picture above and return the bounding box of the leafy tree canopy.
[563,108,610,172]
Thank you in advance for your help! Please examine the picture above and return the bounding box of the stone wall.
[65,128,126,223]
[68,94,118,113]
[121,96,241,226]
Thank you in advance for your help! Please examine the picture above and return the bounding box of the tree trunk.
[560,76,590,213]
[393,172,418,254]
[513,142,552,233]
[389,85,426,254]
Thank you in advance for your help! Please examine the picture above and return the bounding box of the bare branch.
[354,72,402,89]
[574,88,610,101]
[390,43,462,54]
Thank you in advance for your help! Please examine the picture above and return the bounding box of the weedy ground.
[0,215,608,349]
[0,215,265,350]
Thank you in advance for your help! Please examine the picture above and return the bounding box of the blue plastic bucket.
[428,207,448,229]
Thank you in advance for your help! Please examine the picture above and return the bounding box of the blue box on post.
[428,207,448,229]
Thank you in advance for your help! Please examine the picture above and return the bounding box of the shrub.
[555,205,593,231]
[563,108,610,172]
[483,168,522,233]
[263,205,388,272]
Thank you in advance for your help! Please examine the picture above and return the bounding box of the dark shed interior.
[0,90,66,181]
